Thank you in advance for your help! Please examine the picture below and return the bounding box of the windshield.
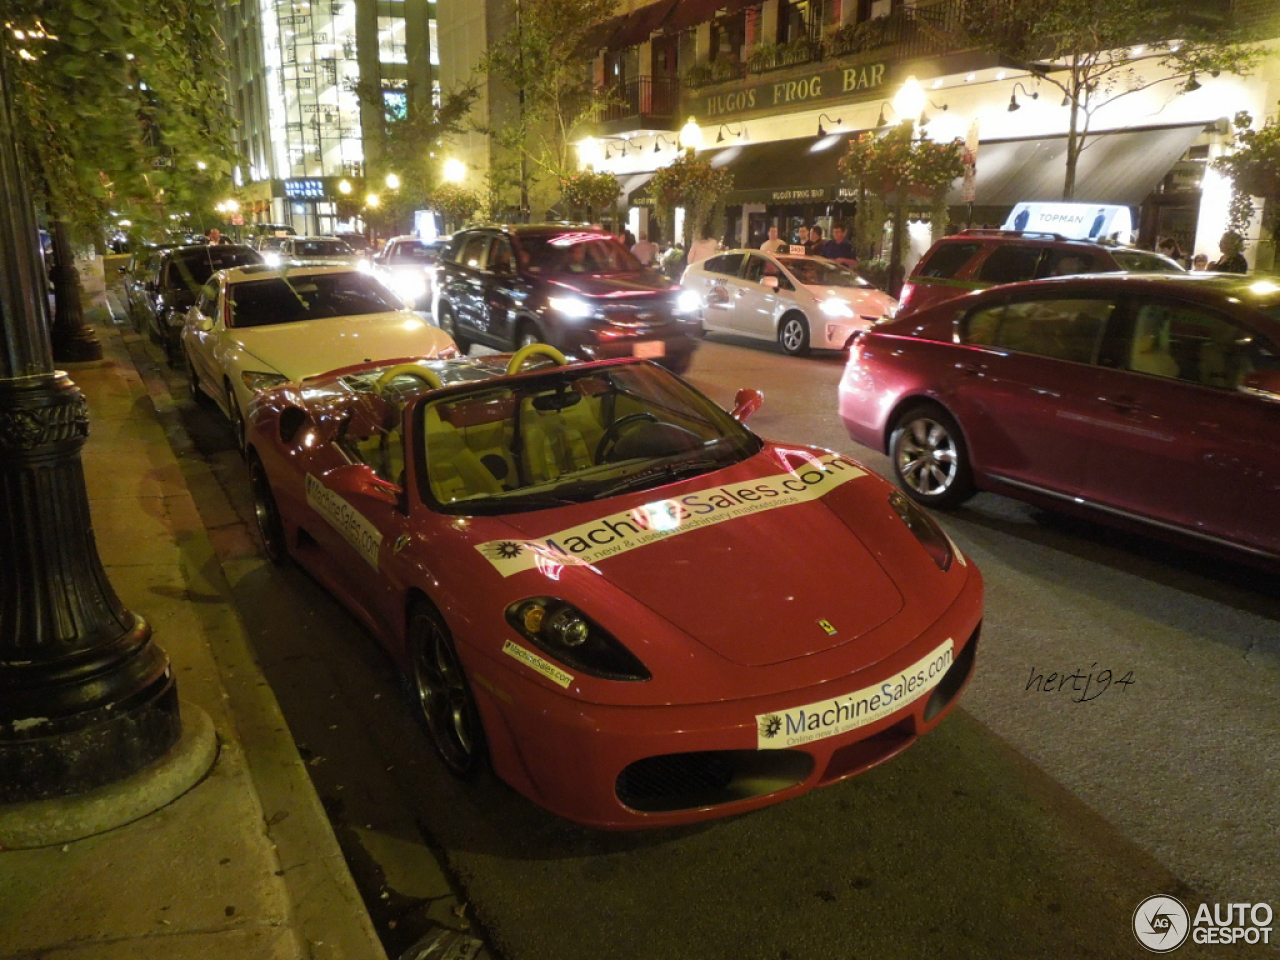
[1111,249,1186,273]
[168,248,262,291]
[518,232,643,276]
[294,239,353,258]
[777,257,872,288]
[227,272,403,328]
[414,363,762,513]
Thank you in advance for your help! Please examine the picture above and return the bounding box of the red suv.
[838,273,1280,566]
[897,229,1183,316]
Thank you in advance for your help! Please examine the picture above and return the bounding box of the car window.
[1042,251,1100,277]
[226,272,402,328]
[964,297,1114,363]
[703,253,746,277]
[388,241,433,264]
[487,238,515,275]
[776,256,871,288]
[518,233,642,275]
[458,235,490,270]
[916,242,981,279]
[1127,300,1275,389]
[196,280,220,319]
[742,255,791,289]
[976,245,1047,285]
[293,239,352,258]
[1110,249,1186,273]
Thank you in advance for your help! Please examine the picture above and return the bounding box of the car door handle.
[1099,394,1140,413]
[955,361,982,375]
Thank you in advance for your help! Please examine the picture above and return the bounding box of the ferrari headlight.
[506,598,650,681]
[675,288,701,315]
[548,296,594,319]
[888,490,954,572]
[241,370,289,393]
[819,298,855,318]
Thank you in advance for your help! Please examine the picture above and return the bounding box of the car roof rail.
[958,228,1070,241]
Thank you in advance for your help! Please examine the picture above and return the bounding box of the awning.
[581,14,627,52]
[616,171,657,206]
[950,123,1205,207]
[663,0,724,34]
[608,0,680,49]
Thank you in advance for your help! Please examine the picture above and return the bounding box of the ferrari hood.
[490,469,906,667]
[233,312,454,381]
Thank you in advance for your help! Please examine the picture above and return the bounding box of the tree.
[4,0,234,359]
[350,78,477,237]
[1213,105,1280,272]
[429,183,482,233]
[558,169,620,222]
[477,0,617,219]
[651,153,734,255]
[839,125,964,295]
[961,0,1259,199]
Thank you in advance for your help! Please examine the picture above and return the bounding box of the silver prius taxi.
[682,250,897,355]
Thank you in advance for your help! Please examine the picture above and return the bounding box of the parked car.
[181,264,456,450]
[335,232,374,258]
[117,242,171,331]
[138,243,263,362]
[369,235,446,311]
[264,235,357,268]
[838,273,1280,565]
[243,345,983,827]
[897,229,1186,317]
[433,224,700,374]
[682,251,897,355]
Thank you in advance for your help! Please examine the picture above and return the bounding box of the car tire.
[407,601,487,779]
[516,322,543,349]
[889,404,975,509]
[248,455,288,565]
[185,349,204,404]
[225,382,247,456]
[438,303,469,353]
[777,312,811,356]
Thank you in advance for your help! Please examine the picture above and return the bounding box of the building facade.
[438,0,1280,271]
[222,0,440,235]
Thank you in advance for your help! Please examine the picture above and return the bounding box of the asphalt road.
[132,327,1279,960]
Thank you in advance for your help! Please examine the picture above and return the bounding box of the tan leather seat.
[423,408,503,503]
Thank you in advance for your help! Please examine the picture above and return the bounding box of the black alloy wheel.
[248,456,288,564]
[889,403,975,509]
[185,350,203,403]
[438,303,469,352]
[408,602,487,778]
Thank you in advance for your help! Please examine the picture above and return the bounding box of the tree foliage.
[477,0,616,217]
[428,183,482,232]
[3,0,235,240]
[960,0,1259,199]
[651,154,734,252]
[558,169,619,218]
[1213,106,1280,242]
[350,78,477,236]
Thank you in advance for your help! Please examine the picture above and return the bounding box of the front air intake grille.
[616,749,813,813]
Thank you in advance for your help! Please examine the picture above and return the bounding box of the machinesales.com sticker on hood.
[477,453,866,577]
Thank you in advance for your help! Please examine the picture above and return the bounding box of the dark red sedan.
[838,273,1280,565]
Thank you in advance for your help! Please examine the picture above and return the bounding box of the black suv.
[139,243,262,361]
[898,229,1185,316]
[433,224,700,373]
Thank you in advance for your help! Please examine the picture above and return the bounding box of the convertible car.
[245,345,983,828]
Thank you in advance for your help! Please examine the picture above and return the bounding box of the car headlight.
[263,252,283,267]
[819,298,855,318]
[675,288,701,315]
[506,598,650,681]
[241,370,290,393]
[391,272,427,301]
[548,296,594,319]
[888,490,954,572]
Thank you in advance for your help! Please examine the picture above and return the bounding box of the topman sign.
[695,62,889,123]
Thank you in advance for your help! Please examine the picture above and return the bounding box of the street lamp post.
[0,47,181,802]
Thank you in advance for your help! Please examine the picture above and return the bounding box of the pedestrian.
[1192,253,1208,271]
[623,228,636,249]
[796,225,810,249]
[631,232,658,266]
[759,225,787,254]
[688,230,719,267]
[1208,231,1248,273]
[820,224,858,270]
[206,228,222,245]
[805,225,824,257]
[1157,236,1185,268]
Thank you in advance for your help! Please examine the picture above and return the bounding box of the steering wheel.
[506,342,567,375]
[594,412,659,463]
[374,363,444,397]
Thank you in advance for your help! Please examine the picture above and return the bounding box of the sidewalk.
[0,261,389,959]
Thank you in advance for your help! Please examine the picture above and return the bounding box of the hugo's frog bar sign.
[700,63,888,121]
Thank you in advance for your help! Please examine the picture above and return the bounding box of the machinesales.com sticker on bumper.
[755,639,954,750]
[477,453,865,576]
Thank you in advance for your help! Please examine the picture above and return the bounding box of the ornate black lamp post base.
[0,374,181,803]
